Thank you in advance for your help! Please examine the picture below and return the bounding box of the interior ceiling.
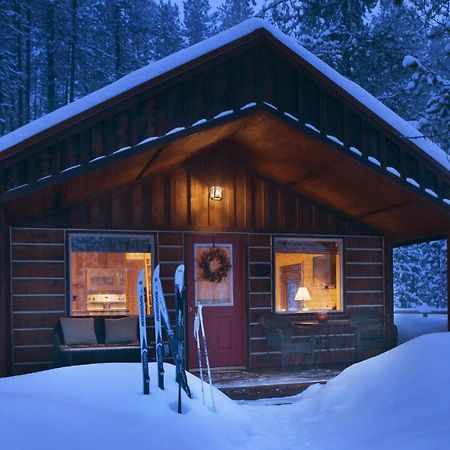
[6,110,450,244]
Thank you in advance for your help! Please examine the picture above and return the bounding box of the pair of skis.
[194,304,215,411]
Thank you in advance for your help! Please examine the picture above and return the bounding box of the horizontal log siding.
[344,235,385,356]
[248,234,272,368]
[9,228,385,373]
[250,235,384,368]
[10,229,66,374]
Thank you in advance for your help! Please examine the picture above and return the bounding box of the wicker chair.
[349,309,386,359]
[259,313,315,370]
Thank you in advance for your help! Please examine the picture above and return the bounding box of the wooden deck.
[199,366,348,400]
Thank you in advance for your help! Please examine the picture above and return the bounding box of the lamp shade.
[295,286,312,301]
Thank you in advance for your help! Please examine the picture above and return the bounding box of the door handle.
[188,307,192,312]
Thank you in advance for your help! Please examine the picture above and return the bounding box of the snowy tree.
[216,0,255,31]
[183,0,212,46]
[261,0,377,80]
[395,0,450,153]
[152,0,184,60]
[394,240,447,310]
[362,2,428,119]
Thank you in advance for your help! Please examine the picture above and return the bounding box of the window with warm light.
[69,234,153,316]
[274,238,343,313]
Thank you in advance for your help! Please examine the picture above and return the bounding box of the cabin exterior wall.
[8,224,386,375]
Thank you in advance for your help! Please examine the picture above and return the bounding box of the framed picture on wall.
[313,255,336,288]
[86,268,126,292]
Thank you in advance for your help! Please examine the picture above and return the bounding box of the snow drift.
[0,333,449,450]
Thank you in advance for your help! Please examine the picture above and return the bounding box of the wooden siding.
[10,229,66,374]
[247,235,385,368]
[0,209,10,376]
[9,227,385,374]
[1,36,449,217]
[26,152,374,236]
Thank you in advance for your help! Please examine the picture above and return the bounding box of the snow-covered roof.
[0,18,448,174]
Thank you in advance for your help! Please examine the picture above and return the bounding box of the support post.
[384,240,396,349]
[0,207,11,376]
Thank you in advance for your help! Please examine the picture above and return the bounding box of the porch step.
[219,380,325,400]
[209,367,344,400]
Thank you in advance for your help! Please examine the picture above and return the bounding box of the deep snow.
[395,313,448,344]
[1,333,449,450]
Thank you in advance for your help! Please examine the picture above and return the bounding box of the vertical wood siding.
[1,38,448,214]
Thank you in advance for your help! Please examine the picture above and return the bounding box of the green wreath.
[198,247,232,283]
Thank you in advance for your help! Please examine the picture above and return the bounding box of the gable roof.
[0,18,448,174]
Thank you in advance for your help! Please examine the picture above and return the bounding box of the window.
[69,233,153,316]
[274,238,342,313]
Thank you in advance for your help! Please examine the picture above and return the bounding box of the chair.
[349,309,385,359]
[259,314,315,370]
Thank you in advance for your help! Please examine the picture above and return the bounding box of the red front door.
[186,235,246,368]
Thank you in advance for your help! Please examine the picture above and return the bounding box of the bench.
[54,316,141,367]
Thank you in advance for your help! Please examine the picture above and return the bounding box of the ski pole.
[198,304,215,411]
[194,311,205,404]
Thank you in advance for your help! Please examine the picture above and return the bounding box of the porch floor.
[196,365,349,400]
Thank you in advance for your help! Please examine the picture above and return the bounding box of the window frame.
[273,236,344,315]
[67,231,155,317]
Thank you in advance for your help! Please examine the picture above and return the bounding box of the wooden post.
[0,207,11,376]
[384,240,395,348]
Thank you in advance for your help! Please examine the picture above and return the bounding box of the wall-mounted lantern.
[209,186,224,201]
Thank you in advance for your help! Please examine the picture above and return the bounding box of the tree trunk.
[15,0,24,126]
[114,3,122,79]
[46,0,56,112]
[25,0,31,123]
[69,0,78,103]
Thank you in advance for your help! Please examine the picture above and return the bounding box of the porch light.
[295,286,312,311]
[209,186,224,201]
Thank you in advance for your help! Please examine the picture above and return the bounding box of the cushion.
[105,316,138,344]
[60,317,97,345]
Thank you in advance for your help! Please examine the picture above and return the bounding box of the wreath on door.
[198,247,232,283]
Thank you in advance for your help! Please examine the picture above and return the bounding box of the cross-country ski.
[137,269,149,395]
[174,264,191,413]
[152,265,165,390]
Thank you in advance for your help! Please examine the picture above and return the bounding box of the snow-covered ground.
[1,333,450,450]
[395,312,448,344]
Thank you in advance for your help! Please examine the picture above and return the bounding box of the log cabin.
[0,19,449,377]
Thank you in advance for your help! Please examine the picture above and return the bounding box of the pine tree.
[183,0,212,46]
[261,0,376,80]
[216,0,254,31]
[152,0,184,60]
[394,240,448,310]
[395,0,450,154]
[362,2,427,119]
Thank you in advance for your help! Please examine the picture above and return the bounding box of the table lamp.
[295,286,312,311]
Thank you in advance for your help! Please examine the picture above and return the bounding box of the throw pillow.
[60,317,97,345]
[105,316,138,344]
